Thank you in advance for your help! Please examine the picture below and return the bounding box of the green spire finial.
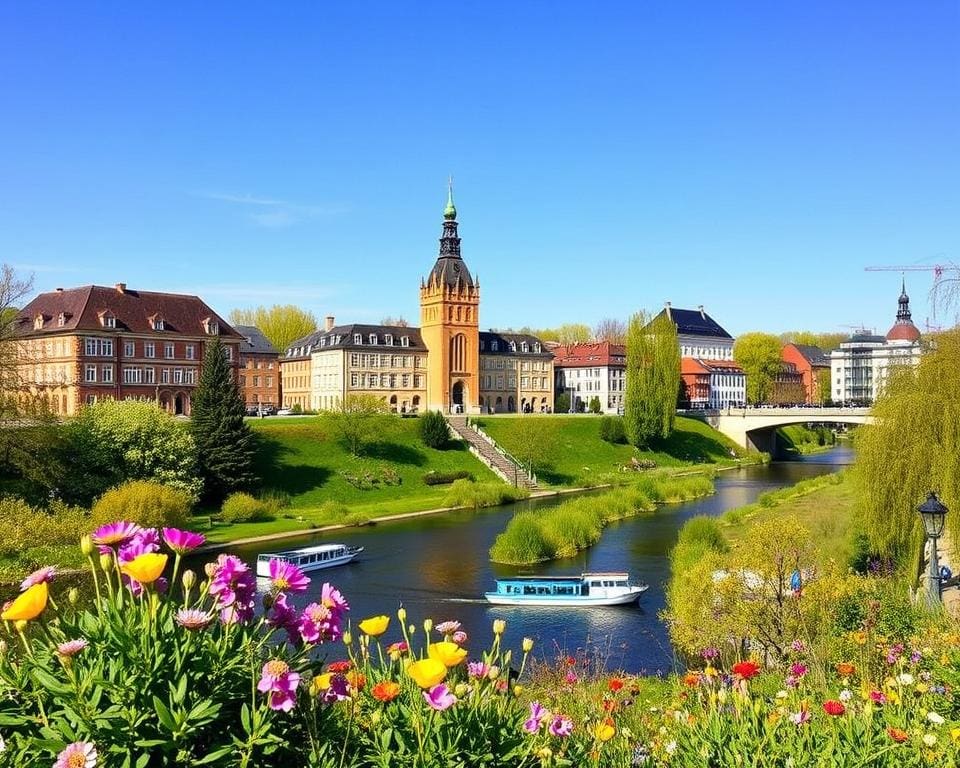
[443,176,457,220]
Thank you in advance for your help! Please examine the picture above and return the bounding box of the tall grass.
[443,479,530,510]
[489,472,714,564]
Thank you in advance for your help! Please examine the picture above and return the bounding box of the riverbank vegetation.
[776,424,837,455]
[490,472,714,564]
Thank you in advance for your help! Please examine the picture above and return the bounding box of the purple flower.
[257,659,301,712]
[268,558,310,593]
[209,555,256,624]
[790,663,807,678]
[118,528,161,596]
[92,521,142,552]
[162,528,205,555]
[423,683,456,711]
[452,630,468,644]
[791,639,806,653]
[320,582,349,613]
[176,609,214,632]
[701,647,719,660]
[299,602,341,644]
[54,741,97,768]
[467,661,490,678]
[549,715,573,737]
[266,592,301,644]
[321,674,350,704]
[523,701,549,733]
[435,620,461,635]
[57,638,88,657]
[20,566,55,591]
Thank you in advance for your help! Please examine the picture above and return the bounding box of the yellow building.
[281,185,553,413]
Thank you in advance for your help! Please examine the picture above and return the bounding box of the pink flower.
[467,661,490,678]
[92,521,141,552]
[21,566,55,591]
[54,741,97,768]
[266,592,301,644]
[117,528,161,596]
[57,639,89,657]
[435,620,461,635]
[320,582,349,613]
[299,602,341,644]
[162,528,205,555]
[175,609,214,632]
[869,690,887,705]
[523,701,549,733]
[790,709,811,726]
[564,670,578,684]
[452,630,468,644]
[387,640,409,655]
[209,555,256,624]
[268,559,310,593]
[790,663,808,678]
[549,715,573,737]
[423,683,456,711]
[257,659,301,712]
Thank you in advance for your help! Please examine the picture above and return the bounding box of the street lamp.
[917,491,948,605]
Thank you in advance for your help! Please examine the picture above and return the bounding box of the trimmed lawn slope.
[474,415,748,487]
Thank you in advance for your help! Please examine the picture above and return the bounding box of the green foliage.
[191,337,257,502]
[418,410,450,449]
[733,331,783,405]
[323,393,392,456]
[780,329,848,352]
[291,403,303,414]
[442,479,529,510]
[554,391,570,413]
[588,396,601,414]
[0,497,88,557]
[91,480,193,530]
[221,492,274,523]
[423,470,474,486]
[227,304,318,354]
[61,400,201,503]
[598,415,627,444]
[671,516,728,573]
[625,310,681,448]
[853,329,960,568]
[505,418,558,476]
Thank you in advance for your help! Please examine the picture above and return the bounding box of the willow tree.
[228,305,317,353]
[853,329,960,567]
[625,311,681,448]
[733,332,783,405]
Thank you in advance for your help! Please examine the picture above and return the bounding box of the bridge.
[701,407,874,453]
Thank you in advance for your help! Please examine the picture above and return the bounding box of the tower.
[420,180,480,413]
[886,278,921,343]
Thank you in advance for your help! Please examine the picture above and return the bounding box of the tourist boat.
[484,572,648,607]
[256,543,363,577]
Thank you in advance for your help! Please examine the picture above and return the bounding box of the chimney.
[115,283,126,294]
[324,315,335,332]
[698,305,706,319]
[55,287,63,292]
[664,301,672,319]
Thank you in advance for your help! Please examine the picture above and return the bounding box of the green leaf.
[192,746,235,765]
[152,696,176,733]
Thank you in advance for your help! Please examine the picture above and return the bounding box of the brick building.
[14,283,242,416]
[235,325,281,409]
[781,343,830,404]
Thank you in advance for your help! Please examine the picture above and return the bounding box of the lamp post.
[917,491,948,605]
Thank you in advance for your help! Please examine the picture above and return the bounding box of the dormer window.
[319,337,326,348]
[401,336,409,347]
[98,310,116,329]
[33,314,45,330]
[354,334,362,344]
[480,340,485,351]
[521,342,529,353]
[510,341,517,352]
[203,317,219,335]
[534,342,541,353]
[369,334,378,345]
[385,334,393,345]
[491,341,499,352]
[57,312,66,328]
[150,315,165,331]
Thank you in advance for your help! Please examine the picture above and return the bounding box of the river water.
[216,447,853,675]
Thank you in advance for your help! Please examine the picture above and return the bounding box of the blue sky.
[1,2,957,336]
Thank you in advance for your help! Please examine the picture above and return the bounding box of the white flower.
[776,690,789,699]
[839,689,853,702]
[896,673,915,686]
[665,741,677,755]
[922,733,937,747]
[927,711,945,726]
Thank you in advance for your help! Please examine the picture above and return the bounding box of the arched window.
[450,333,467,373]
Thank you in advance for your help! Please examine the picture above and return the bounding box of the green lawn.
[201,416,496,542]
[473,415,749,487]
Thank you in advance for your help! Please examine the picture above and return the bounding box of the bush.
[291,403,303,414]
[443,479,529,510]
[0,497,89,557]
[220,492,274,523]
[423,470,474,486]
[91,480,193,531]
[588,396,601,414]
[598,415,627,444]
[555,392,570,413]
[418,410,450,449]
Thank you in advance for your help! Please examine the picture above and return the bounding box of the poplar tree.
[624,311,681,448]
[191,337,257,501]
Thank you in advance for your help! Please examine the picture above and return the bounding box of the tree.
[555,323,592,345]
[624,311,681,448]
[418,410,450,449]
[593,318,626,345]
[191,337,257,501]
[380,316,410,327]
[853,329,959,567]
[324,393,391,456]
[588,396,601,414]
[815,368,832,405]
[555,392,570,413]
[228,305,317,353]
[733,332,783,405]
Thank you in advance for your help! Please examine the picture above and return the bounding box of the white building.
[830,283,923,405]
[552,341,626,413]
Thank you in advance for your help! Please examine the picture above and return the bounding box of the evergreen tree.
[191,337,257,501]
[624,311,681,448]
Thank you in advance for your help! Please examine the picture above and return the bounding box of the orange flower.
[1,582,48,622]
[372,680,401,702]
[732,660,761,680]
[608,678,624,692]
[887,727,908,743]
[346,670,366,691]
[683,672,701,687]
[328,660,352,673]
[836,663,856,677]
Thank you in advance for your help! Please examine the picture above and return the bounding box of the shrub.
[555,392,570,413]
[443,479,529,510]
[598,415,627,444]
[418,410,450,449]
[91,480,193,530]
[0,497,89,557]
[489,512,554,563]
[423,470,474,486]
[291,403,303,414]
[220,492,273,523]
[671,516,729,572]
[588,396,601,414]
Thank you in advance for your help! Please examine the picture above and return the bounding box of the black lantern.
[918,491,948,539]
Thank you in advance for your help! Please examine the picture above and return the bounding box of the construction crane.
[864,263,957,332]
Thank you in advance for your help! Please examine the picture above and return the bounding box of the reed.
[442,479,530,510]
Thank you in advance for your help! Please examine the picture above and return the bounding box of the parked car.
[276,408,294,416]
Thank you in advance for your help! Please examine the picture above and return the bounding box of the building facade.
[781,343,830,404]
[280,186,554,414]
[552,341,626,414]
[14,283,242,416]
[830,283,923,405]
[235,325,281,408]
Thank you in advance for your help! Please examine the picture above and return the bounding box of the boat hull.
[256,548,363,577]
[484,587,647,607]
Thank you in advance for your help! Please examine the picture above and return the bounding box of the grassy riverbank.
[776,424,837,456]
[474,415,750,487]
[489,472,715,564]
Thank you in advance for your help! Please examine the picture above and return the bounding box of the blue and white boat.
[256,543,363,577]
[484,572,648,607]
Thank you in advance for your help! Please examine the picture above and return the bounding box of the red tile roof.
[552,341,626,368]
[682,357,743,375]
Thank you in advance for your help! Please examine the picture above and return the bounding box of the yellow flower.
[522,637,534,653]
[312,673,332,695]
[428,641,468,668]
[120,553,168,584]
[950,727,960,743]
[492,618,506,635]
[1,582,48,622]
[407,658,447,688]
[594,720,616,742]
[358,615,390,637]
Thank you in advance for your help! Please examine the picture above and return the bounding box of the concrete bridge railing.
[698,407,874,452]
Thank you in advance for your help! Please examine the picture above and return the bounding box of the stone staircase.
[446,416,538,490]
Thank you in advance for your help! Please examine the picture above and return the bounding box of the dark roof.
[285,324,427,359]
[479,331,553,358]
[846,333,887,345]
[656,307,732,339]
[16,285,242,339]
[789,343,830,367]
[234,325,278,355]
[427,256,475,291]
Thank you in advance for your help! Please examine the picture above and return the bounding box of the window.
[164,343,174,359]
[351,373,359,387]
[57,313,66,327]
[123,341,134,357]
[85,364,97,383]
[350,353,359,366]
[369,334,378,345]
[402,374,410,387]
[510,341,517,352]
[86,394,97,405]
[122,367,143,384]
[354,333,362,344]
[521,342,528,353]
[161,369,170,384]
[174,369,183,384]
[401,336,409,347]
[185,344,195,360]
[534,342,541,353]
[102,366,113,383]
[491,341,499,352]
[224,346,233,361]
[145,343,155,358]
[204,319,219,335]
[253,376,261,387]
[85,338,114,357]
[385,334,393,345]
[185,369,196,384]
[152,318,165,331]
[144,368,155,384]
[266,376,272,387]
[100,313,116,328]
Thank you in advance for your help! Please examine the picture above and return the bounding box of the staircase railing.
[461,418,535,487]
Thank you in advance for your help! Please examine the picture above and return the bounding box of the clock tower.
[420,181,480,413]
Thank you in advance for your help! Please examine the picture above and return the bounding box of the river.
[214,446,853,675]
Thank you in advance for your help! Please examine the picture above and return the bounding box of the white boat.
[484,572,648,607]
[256,543,363,577]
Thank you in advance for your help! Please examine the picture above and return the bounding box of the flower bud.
[423,618,433,634]
[408,624,416,636]
[0,640,7,654]
[522,637,534,653]
[487,665,500,680]
[99,554,113,572]
[370,709,382,725]
[204,562,217,579]
[492,618,506,635]
[397,606,407,624]
[67,588,79,606]
[181,569,197,591]
[513,684,523,697]
[502,649,512,666]
[342,630,352,646]
[80,535,94,556]
[454,682,469,697]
